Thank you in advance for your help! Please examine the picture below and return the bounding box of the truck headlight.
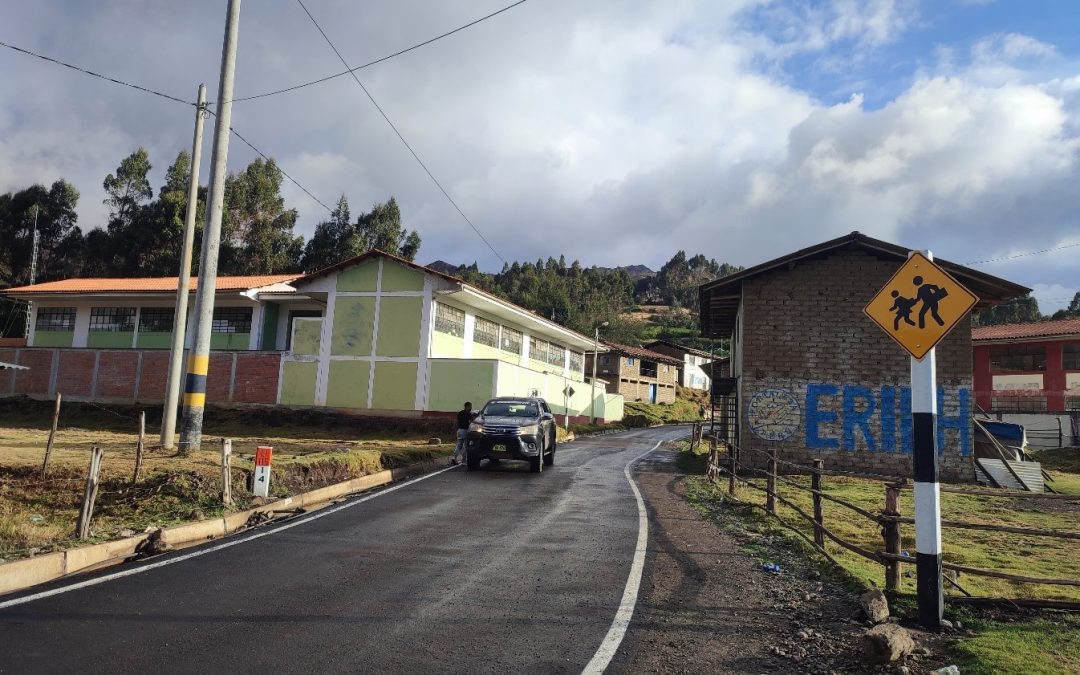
[468,422,483,433]
[519,424,540,436]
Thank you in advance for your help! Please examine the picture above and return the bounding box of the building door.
[285,310,322,350]
[649,384,657,403]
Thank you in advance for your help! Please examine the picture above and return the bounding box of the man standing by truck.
[451,401,475,465]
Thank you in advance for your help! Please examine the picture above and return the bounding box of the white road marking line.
[0,464,460,610]
[581,439,663,675]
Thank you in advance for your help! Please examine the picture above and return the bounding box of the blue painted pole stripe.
[184,373,207,394]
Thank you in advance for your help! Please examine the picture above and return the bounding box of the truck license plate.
[493,444,505,452]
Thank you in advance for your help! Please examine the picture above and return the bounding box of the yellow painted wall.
[332,297,375,356]
[432,332,464,358]
[380,260,424,291]
[336,260,378,292]
[326,360,371,408]
[376,296,423,357]
[471,342,502,361]
[280,361,317,406]
[291,318,322,356]
[372,361,418,410]
[428,360,496,412]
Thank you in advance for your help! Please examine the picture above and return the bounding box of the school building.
[1,251,624,423]
[698,232,1028,481]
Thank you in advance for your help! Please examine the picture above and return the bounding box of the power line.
[0,39,195,106]
[221,118,334,213]
[231,0,529,103]
[295,0,506,263]
[966,241,1080,265]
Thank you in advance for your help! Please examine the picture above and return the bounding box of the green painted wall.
[136,332,173,349]
[336,260,378,292]
[292,318,322,356]
[371,361,417,410]
[332,297,375,356]
[428,360,495,412]
[380,260,424,291]
[431,332,464,358]
[210,333,250,350]
[376,296,423,357]
[326,360,371,408]
[34,331,73,348]
[88,332,133,348]
[280,361,317,406]
[261,302,280,350]
[471,343,501,361]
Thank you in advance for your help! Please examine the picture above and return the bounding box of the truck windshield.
[482,401,538,417]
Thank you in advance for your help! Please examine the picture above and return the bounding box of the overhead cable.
[966,241,1080,265]
[231,0,529,103]
[295,0,506,263]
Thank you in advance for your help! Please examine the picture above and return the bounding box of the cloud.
[0,0,1077,304]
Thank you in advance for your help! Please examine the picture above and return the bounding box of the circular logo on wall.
[746,389,801,442]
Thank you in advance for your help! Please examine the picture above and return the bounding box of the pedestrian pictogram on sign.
[863,252,978,360]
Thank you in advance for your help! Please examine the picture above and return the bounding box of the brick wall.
[738,249,975,482]
[2,348,282,406]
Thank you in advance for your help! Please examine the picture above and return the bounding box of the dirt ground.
[611,447,952,674]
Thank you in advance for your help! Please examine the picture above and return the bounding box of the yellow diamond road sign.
[864,252,979,360]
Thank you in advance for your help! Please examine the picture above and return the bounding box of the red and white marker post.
[254,446,273,498]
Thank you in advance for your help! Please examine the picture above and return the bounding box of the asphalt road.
[0,426,686,674]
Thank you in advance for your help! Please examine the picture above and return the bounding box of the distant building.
[1,251,623,422]
[972,317,1080,414]
[699,232,1027,481]
[643,339,717,391]
[585,341,680,404]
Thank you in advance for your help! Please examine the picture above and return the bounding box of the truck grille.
[482,425,522,435]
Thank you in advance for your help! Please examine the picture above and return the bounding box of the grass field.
[680,441,1080,674]
[0,398,456,560]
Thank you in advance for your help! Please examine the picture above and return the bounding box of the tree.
[1050,291,1080,320]
[220,158,303,274]
[300,195,422,271]
[354,197,421,260]
[103,148,152,234]
[301,195,352,271]
[973,295,1043,326]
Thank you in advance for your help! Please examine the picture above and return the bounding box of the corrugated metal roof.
[972,317,1080,341]
[4,274,300,295]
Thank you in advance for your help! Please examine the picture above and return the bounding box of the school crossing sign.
[863,252,978,360]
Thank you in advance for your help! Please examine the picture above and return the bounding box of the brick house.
[972,317,1080,414]
[698,232,1027,481]
[585,341,680,404]
[643,339,717,391]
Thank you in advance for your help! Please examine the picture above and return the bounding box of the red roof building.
[972,317,1080,413]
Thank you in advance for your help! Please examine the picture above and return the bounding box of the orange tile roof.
[601,340,683,365]
[972,317,1080,342]
[4,274,300,295]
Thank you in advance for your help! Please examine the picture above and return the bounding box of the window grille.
[211,307,252,334]
[434,302,465,337]
[501,326,522,354]
[569,351,583,373]
[991,395,1047,412]
[139,308,174,333]
[89,307,135,332]
[35,307,76,332]
[474,317,499,348]
[1063,343,1080,371]
[530,337,549,362]
[989,345,1046,373]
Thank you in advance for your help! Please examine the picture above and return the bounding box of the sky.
[1,0,1078,312]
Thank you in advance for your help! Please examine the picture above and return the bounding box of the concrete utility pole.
[178,0,242,453]
[161,83,208,450]
[24,205,39,338]
[589,321,608,423]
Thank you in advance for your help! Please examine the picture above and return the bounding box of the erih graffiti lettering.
[803,384,971,455]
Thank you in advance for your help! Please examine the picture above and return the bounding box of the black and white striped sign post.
[863,249,978,631]
[911,348,943,629]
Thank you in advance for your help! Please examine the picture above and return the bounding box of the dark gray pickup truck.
[465,397,556,473]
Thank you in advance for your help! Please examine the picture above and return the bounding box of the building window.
[530,337,549,362]
[627,357,635,366]
[992,395,1047,412]
[1067,396,1080,411]
[434,302,465,337]
[89,307,135,332]
[35,307,76,332]
[989,345,1046,373]
[1064,343,1080,371]
[139,308,174,333]
[569,351,583,373]
[501,326,522,354]
[474,317,499,348]
[211,307,252,334]
[546,342,565,367]
[600,355,610,365]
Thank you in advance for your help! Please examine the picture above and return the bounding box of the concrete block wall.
[0,347,281,406]
[738,249,975,481]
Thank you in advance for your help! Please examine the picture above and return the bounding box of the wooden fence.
[704,435,1080,609]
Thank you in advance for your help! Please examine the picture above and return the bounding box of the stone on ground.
[862,624,915,664]
[860,588,890,623]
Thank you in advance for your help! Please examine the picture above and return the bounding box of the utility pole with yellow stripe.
[178,0,242,453]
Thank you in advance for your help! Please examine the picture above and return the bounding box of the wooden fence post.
[221,438,233,506]
[812,459,824,548]
[707,435,717,481]
[883,482,903,592]
[76,445,104,539]
[728,442,738,496]
[132,410,145,484]
[766,449,777,515]
[690,422,698,452]
[41,392,62,480]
